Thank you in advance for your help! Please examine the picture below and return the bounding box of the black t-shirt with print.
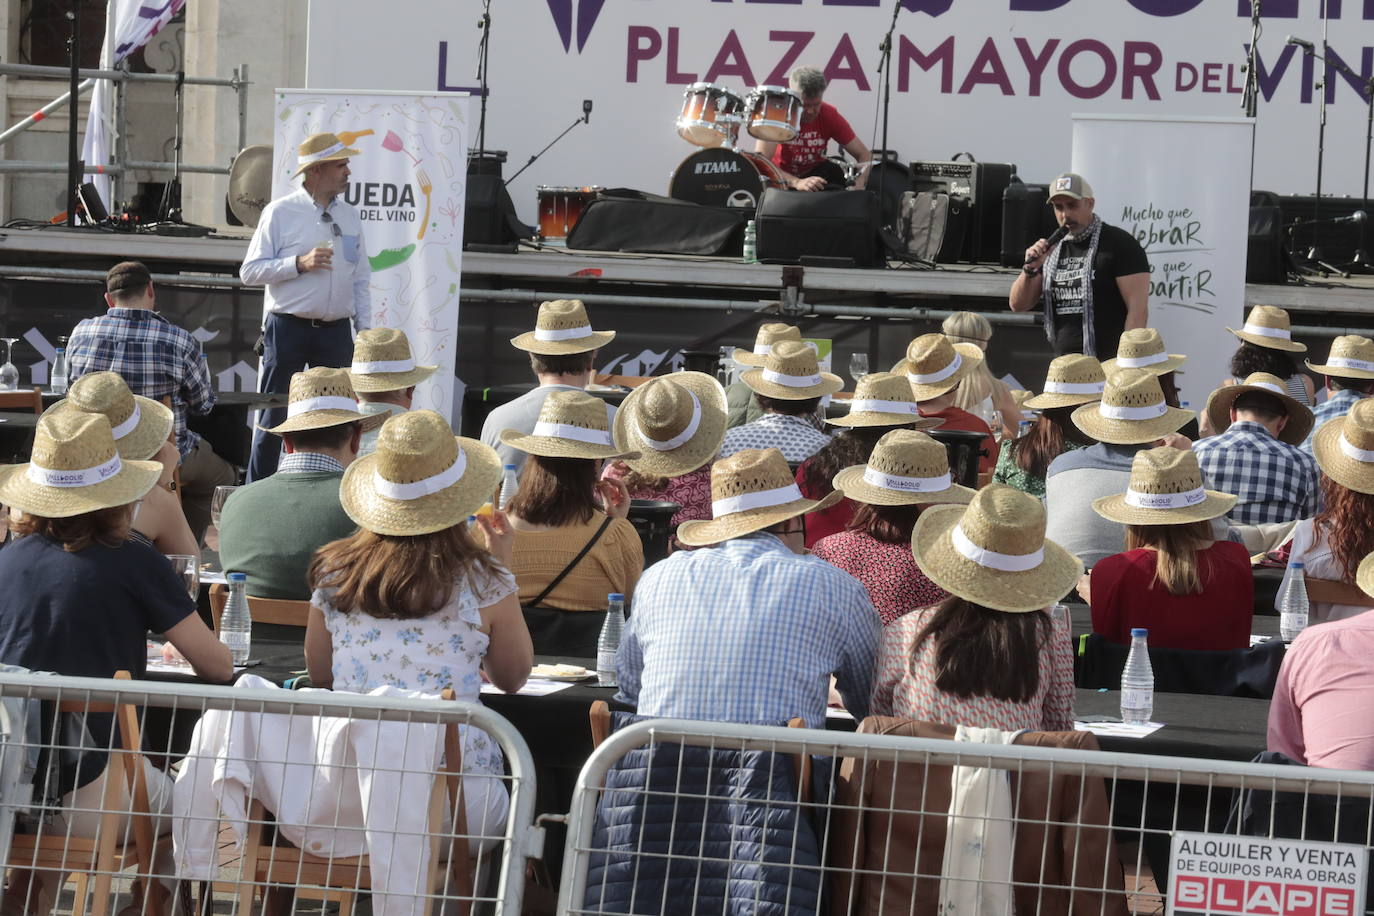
[1046,222,1150,358]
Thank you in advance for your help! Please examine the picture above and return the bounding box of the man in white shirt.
[240,132,372,482]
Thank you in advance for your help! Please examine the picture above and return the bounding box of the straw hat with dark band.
[733,323,802,368]
[1306,335,1374,380]
[1092,446,1236,526]
[292,132,361,178]
[911,484,1083,614]
[740,340,844,400]
[1070,368,1194,445]
[1311,398,1374,495]
[832,429,974,507]
[263,367,386,436]
[1227,305,1306,353]
[828,372,944,429]
[45,371,173,462]
[340,410,502,537]
[676,447,842,547]
[892,334,984,401]
[510,299,615,355]
[500,390,639,460]
[0,413,161,518]
[613,372,727,478]
[349,328,437,393]
[1204,372,1314,446]
[1100,328,1187,377]
[1023,355,1106,410]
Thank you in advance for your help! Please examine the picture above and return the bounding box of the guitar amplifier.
[909,155,1015,263]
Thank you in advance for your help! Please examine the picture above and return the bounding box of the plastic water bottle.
[1120,628,1154,726]
[742,220,758,264]
[219,572,252,666]
[1277,561,1310,642]
[596,593,625,687]
[49,348,67,394]
[498,464,519,510]
[1017,419,1034,439]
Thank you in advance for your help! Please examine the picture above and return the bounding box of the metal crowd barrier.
[558,718,1374,915]
[0,672,543,916]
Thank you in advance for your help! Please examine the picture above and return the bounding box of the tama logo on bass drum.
[694,161,741,175]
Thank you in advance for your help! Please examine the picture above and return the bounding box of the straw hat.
[733,323,803,368]
[45,371,173,462]
[1356,550,1374,597]
[1091,446,1237,526]
[911,484,1083,613]
[613,372,727,478]
[1100,328,1187,377]
[349,328,437,393]
[1227,305,1306,353]
[0,413,161,519]
[740,340,844,400]
[1023,355,1106,410]
[1071,368,1193,445]
[676,447,842,546]
[1311,398,1374,495]
[262,367,386,436]
[509,299,615,355]
[1306,335,1374,380]
[500,390,639,460]
[340,410,502,536]
[891,334,984,401]
[828,372,945,429]
[1204,372,1313,445]
[832,429,974,507]
[291,132,361,178]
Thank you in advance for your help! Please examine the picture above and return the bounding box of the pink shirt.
[1267,609,1374,770]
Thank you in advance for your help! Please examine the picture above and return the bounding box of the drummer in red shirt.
[755,67,872,193]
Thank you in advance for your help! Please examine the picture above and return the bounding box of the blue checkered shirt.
[66,308,215,459]
[276,452,345,475]
[615,532,880,728]
[1194,420,1319,525]
[1301,389,1364,455]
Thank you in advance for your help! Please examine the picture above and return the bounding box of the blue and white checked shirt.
[67,307,216,459]
[1194,420,1319,525]
[1301,389,1364,455]
[276,452,345,475]
[615,532,880,728]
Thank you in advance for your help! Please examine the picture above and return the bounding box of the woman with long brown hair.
[992,354,1102,498]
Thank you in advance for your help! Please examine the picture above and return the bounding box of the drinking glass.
[210,486,238,530]
[848,353,869,384]
[168,554,199,601]
[0,338,18,391]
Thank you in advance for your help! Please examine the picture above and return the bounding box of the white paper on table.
[1250,633,1275,647]
[826,707,854,721]
[480,679,578,697]
[1074,720,1164,739]
[200,569,228,586]
[145,661,247,677]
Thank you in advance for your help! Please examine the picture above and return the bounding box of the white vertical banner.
[1073,115,1254,413]
[272,89,468,417]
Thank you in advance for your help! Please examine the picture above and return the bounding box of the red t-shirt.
[770,102,857,177]
[795,461,853,548]
[1089,541,1254,651]
[918,406,996,476]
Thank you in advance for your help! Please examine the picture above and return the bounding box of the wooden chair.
[1306,576,1374,609]
[208,583,310,630]
[0,387,42,414]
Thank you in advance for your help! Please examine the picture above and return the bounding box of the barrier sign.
[1167,831,1366,916]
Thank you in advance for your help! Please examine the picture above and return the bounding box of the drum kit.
[667,83,802,210]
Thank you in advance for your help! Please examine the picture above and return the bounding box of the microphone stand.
[871,0,908,250]
[65,0,80,228]
[1288,26,1347,277]
[505,104,590,187]
[1241,1,1262,190]
[1315,54,1374,273]
[475,0,492,158]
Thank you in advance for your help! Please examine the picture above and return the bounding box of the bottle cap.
[55,347,65,353]
[228,571,247,583]
[503,464,516,471]
[608,593,625,602]
[1288,561,1304,569]
[1130,627,1148,638]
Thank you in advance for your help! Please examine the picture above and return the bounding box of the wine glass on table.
[210,486,237,531]
[167,554,199,601]
[0,338,19,391]
[848,353,869,386]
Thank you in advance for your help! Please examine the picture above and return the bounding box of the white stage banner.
[1073,114,1253,412]
[273,90,468,417]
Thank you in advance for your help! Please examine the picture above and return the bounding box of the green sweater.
[217,471,358,600]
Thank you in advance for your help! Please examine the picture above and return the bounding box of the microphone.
[583,99,593,124]
[1335,210,1368,224]
[1025,225,1070,267]
[1286,35,1315,51]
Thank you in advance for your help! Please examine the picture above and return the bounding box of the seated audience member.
[45,371,197,558]
[616,448,880,727]
[994,354,1103,498]
[480,299,616,475]
[348,327,436,457]
[218,368,379,600]
[1222,305,1315,405]
[1045,368,1194,567]
[1102,328,1198,439]
[1194,373,1317,525]
[1083,447,1251,650]
[896,334,996,476]
[501,391,644,654]
[727,322,803,428]
[306,409,531,850]
[797,371,941,546]
[1267,551,1374,770]
[942,310,1024,437]
[1300,334,1374,454]
[720,341,840,464]
[870,485,1082,731]
[812,430,971,625]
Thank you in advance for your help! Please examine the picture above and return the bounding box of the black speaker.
[464,174,532,251]
[909,154,1015,263]
[755,188,884,268]
[1247,203,1287,284]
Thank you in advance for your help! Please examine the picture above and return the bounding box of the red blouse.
[795,462,853,547]
[1089,541,1254,650]
[812,529,949,626]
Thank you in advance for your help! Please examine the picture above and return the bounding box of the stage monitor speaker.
[1000,177,1057,267]
[1247,202,1287,285]
[464,174,532,251]
[76,181,109,225]
[755,187,885,268]
[910,155,1015,263]
[566,190,748,256]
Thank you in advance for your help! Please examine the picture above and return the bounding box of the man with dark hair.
[754,66,871,192]
[1301,335,1374,454]
[66,260,235,544]
[720,341,839,463]
[348,327,436,457]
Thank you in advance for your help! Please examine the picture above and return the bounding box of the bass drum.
[668,147,784,210]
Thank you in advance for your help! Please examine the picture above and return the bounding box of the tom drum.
[536,186,601,244]
[676,83,745,148]
[745,86,802,143]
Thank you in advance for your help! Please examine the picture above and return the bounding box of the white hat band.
[712,482,803,518]
[1124,485,1207,510]
[298,141,347,166]
[1251,381,1285,396]
[1114,352,1168,369]
[27,453,123,489]
[372,449,467,501]
[863,467,951,493]
[762,368,822,388]
[352,358,416,374]
[288,396,361,417]
[1326,356,1374,373]
[951,523,1044,573]
[533,324,595,342]
[109,403,141,440]
[1098,400,1169,421]
[1243,322,1292,341]
[642,391,702,452]
[1042,380,1105,395]
[849,399,919,415]
[532,421,614,446]
[907,353,963,386]
[753,343,775,355]
[1339,434,1374,463]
